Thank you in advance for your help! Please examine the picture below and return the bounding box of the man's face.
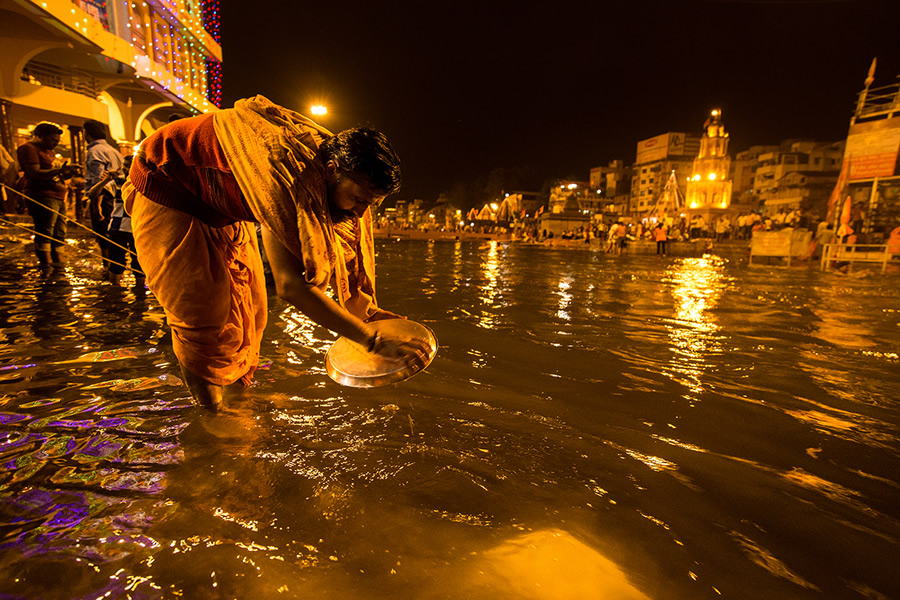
[36,132,61,151]
[326,161,387,219]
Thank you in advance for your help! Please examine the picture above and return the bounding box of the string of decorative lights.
[201,0,222,106]
[121,0,221,108]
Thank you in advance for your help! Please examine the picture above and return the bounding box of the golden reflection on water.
[280,307,333,368]
[556,277,572,321]
[467,529,651,600]
[664,257,727,394]
[477,241,502,327]
[729,530,820,591]
[479,241,500,305]
[450,241,463,292]
[812,310,875,349]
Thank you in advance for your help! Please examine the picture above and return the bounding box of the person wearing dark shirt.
[16,122,80,272]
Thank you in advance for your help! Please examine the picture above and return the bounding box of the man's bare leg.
[180,365,224,410]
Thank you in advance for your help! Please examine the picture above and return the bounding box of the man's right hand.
[371,332,432,369]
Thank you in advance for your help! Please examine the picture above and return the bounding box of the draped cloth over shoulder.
[213,95,379,319]
[124,96,381,388]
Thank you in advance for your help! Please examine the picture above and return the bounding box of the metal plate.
[325,319,438,388]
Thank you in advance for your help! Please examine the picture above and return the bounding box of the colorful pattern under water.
[0,231,898,599]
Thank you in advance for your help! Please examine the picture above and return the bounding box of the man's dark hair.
[33,122,63,138]
[321,128,401,195]
[83,119,108,141]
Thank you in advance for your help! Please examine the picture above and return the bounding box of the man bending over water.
[124,96,429,409]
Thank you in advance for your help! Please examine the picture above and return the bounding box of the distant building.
[540,179,591,235]
[685,109,733,212]
[731,145,779,209]
[0,0,222,161]
[832,63,900,239]
[589,159,632,216]
[764,171,839,218]
[548,180,591,214]
[503,191,542,217]
[386,198,428,227]
[423,195,460,230]
[752,140,843,216]
[630,132,700,215]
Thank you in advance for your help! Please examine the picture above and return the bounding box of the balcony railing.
[854,81,900,120]
[20,61,101,99]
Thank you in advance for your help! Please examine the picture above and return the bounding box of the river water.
[0,231,898,600]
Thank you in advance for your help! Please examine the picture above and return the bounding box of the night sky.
[220,0,900,205]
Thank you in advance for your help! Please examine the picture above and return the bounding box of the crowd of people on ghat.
[531,203,900,261]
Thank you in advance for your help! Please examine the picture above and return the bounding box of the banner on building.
[844,116,900,179]
[636,132,686,165]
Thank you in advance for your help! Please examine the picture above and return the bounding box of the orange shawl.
[213,95,378,319]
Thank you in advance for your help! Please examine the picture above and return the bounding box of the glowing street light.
[310,105,327,116]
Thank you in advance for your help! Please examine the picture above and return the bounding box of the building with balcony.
[833,65,900,240]
[751,139,843,216]
[0,0,222,163]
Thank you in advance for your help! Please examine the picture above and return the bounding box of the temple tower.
[686,109,733,210]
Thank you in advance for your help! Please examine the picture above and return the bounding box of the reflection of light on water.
[664,257,728,394]
[478,241,501,327]
[468,529,651,600]
[624,448,677,472]
[450,241,463,292]
[279,308,332,366]
[811,309,875,349]
[729,530,820,590]
[650,434,707,454]
[479,241,500,305]
[780,468,872,514]
[557,277,572,321]
[214,507,260,531]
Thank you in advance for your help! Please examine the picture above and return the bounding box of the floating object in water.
[325,320,437,388]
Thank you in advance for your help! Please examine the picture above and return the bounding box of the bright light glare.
[310,105,327,116]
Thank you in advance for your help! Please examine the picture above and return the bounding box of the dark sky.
[221,0,900,203]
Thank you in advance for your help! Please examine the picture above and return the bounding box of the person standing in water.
[124,96,430,409]
[16,122,80,273]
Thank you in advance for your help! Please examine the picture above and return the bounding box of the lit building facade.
[0,0,222,161]
[630,132,700,216]
[685,109,732,210]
